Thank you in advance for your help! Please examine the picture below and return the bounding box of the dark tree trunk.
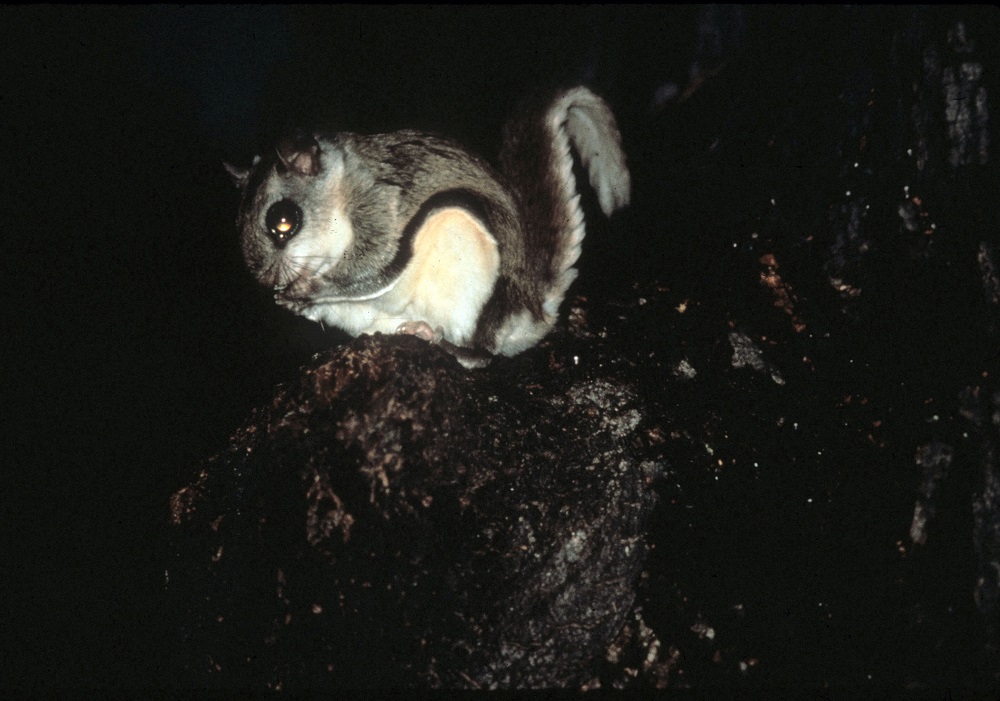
[168,334,660,689]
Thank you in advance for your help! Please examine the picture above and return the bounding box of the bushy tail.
[499,86,631,323]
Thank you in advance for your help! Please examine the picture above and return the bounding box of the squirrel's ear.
[223,161,251,189]
[276,130,321,176]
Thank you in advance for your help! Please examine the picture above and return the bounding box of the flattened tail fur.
[499,86,631,324]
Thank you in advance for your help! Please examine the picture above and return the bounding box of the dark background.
[2,6,999,691]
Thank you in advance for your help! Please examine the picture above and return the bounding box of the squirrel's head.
[227,131,403,310]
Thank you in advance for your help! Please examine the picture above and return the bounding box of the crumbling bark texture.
[169,334,658,689]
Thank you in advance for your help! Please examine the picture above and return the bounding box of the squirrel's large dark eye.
[264,199,302,247]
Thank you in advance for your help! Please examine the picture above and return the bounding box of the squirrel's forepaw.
[396,321,443,343]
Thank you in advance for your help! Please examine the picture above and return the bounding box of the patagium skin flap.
[226,86,631,368]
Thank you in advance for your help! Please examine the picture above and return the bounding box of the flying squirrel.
[225,86,631,368]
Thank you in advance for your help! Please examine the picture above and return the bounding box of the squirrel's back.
[475,86,631,356]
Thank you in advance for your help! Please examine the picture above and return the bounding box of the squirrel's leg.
[395,321,492,369]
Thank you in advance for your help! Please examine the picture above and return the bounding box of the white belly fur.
[307,207,500,346]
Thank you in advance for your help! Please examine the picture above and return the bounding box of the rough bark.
[168,333,660,689]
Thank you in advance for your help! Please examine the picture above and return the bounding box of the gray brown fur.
[228,86,630,363]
